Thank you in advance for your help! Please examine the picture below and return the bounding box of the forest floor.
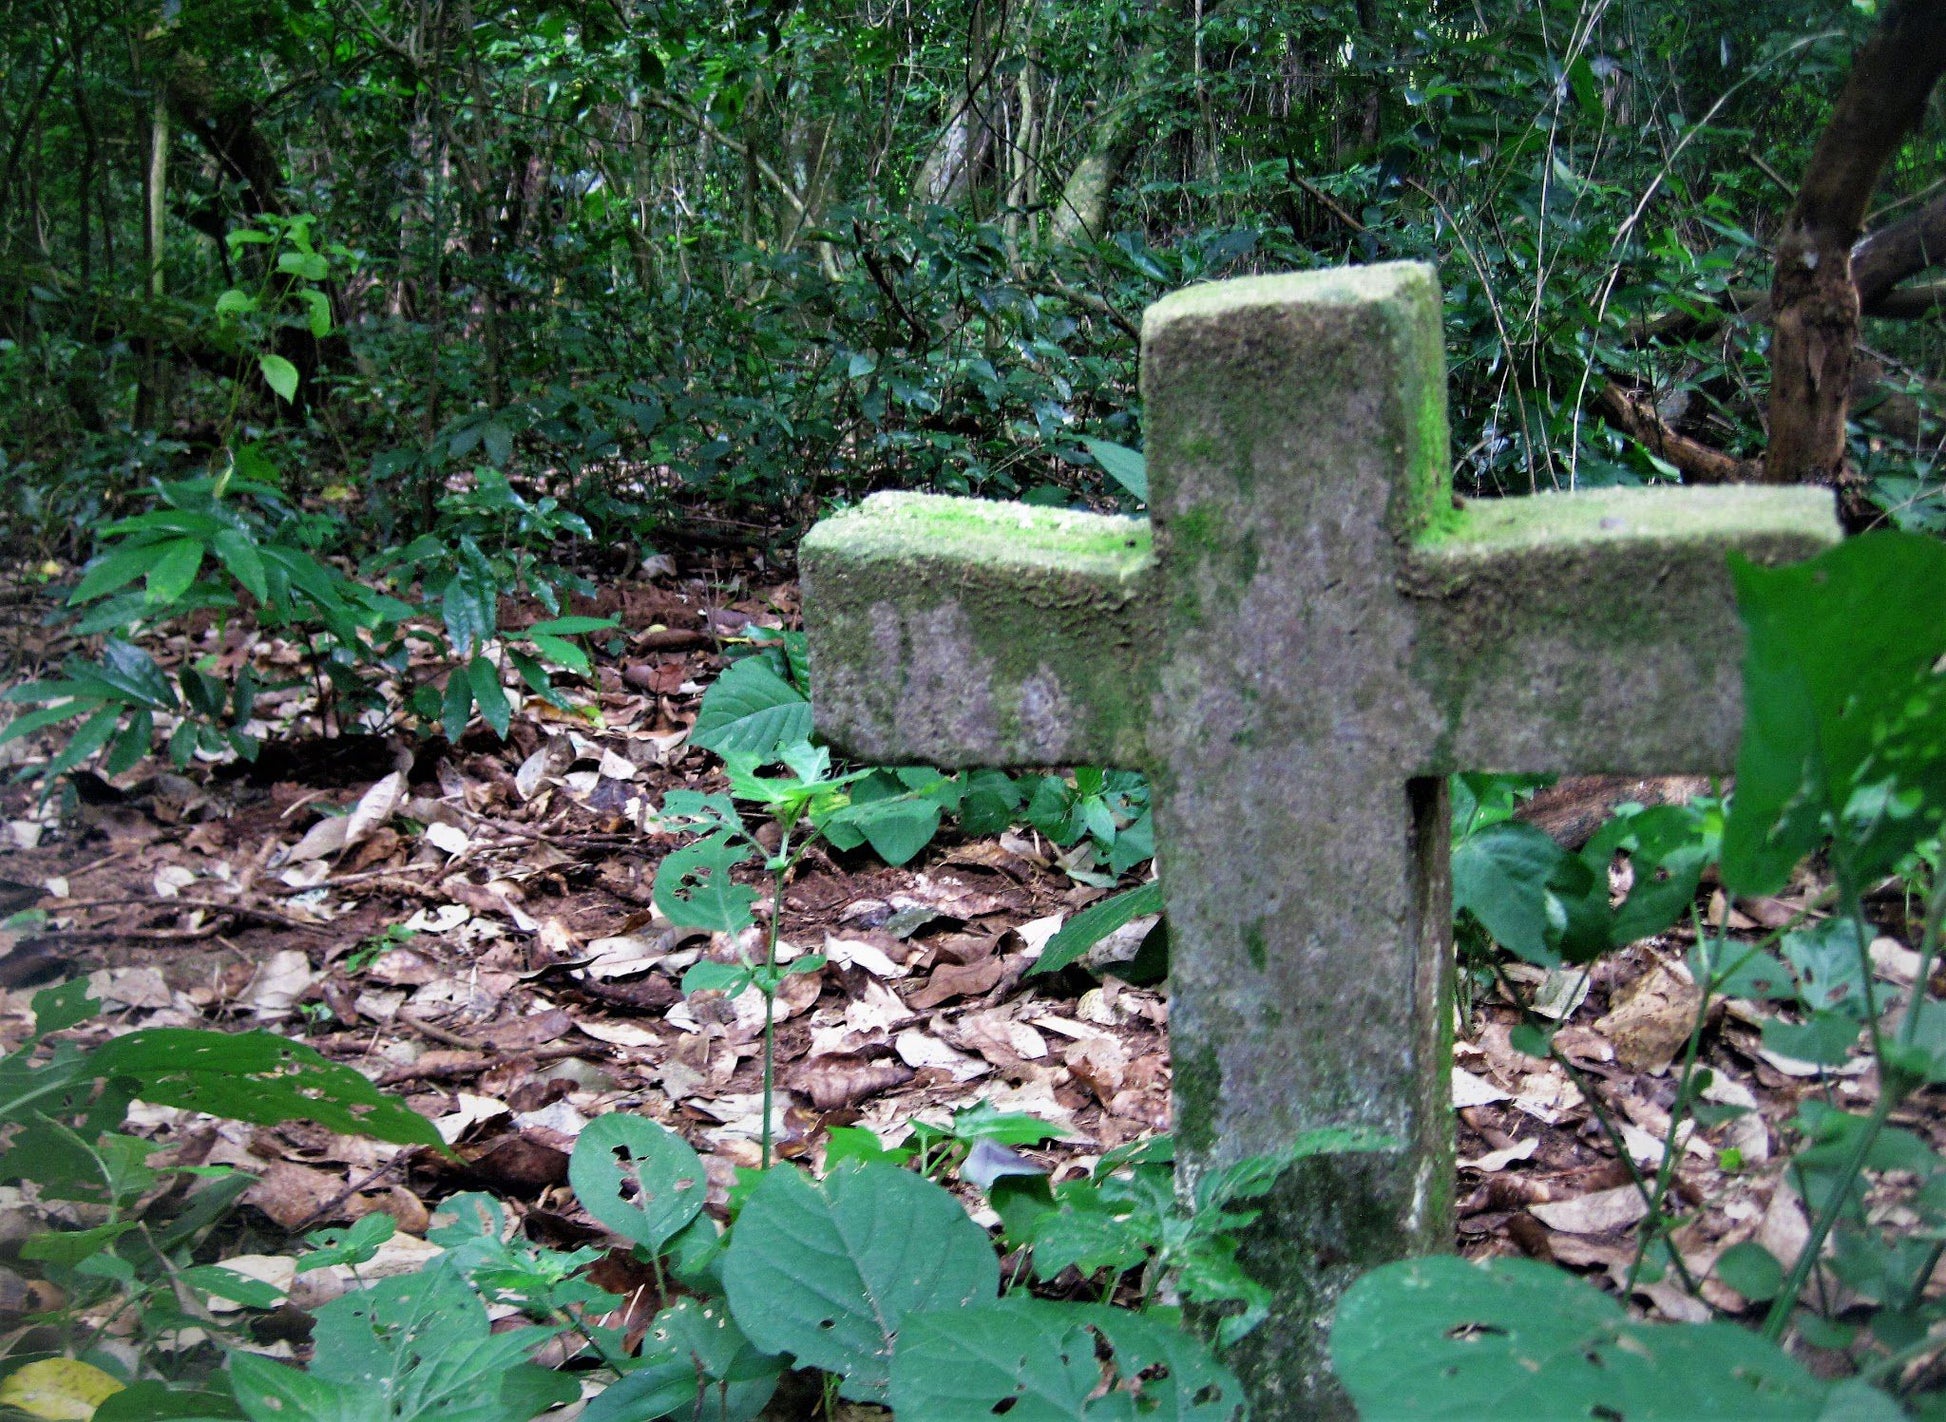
[1,547,1940,1379]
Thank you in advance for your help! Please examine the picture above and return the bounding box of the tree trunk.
[1047,95,1142,246]
[1763,0,1946,490]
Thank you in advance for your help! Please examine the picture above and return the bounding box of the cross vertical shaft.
[799,262,1841,1420]
[1142,268,1458,1413]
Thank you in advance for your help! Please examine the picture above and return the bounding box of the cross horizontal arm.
[799,493,1157,768]
[1404,484,1841,777]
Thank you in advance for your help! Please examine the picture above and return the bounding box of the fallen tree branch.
[1040,274,1141,340]
[1594,382,1753,484]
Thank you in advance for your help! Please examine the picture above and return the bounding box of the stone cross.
[798,264,1839,1416]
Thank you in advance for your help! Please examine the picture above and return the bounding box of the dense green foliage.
[1334,531,1946,1416]
[5,0,1944,561]
[7,0,1946,1415]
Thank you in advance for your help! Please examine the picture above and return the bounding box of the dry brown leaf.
[791,1054,915,1110]
[1063,1036,1129,1104]
[893,1030,989,1081]
[1592,962,1702,1073]
[243,1161,344,1230]
[956,1010,1049,1066]
[906,957,1009,1010]
[844,979,915,1035]
[823,933,908,979]
[576,1019,660,1048]
[1459,1138,1539,1172]
[345,772,408,850]
[1451,1067,1510,1108]
[243,951,315,1017]
[1529,1184,1650,1235]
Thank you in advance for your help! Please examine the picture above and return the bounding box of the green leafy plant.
[0,980,441,1406]
[212,213,344,409]
[227,1238,581,1421]
[1332,531,1946,1413]
[993,1129,1397,1349]
[560,1116,1253,1420]
[2,467,410,777]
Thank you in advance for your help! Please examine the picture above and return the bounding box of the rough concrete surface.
[801,261,1843,1418]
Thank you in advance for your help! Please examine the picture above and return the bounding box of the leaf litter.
[1,545,1942,1388]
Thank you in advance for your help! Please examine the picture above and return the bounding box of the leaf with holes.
[89,1029,442,1148]
[1331,1256,1845,1418]
[653,831,760,933]
[722,1162,998,1401]
[568,1115,707,1257]
[582,1298,780,1422]
[889,1297,1244,1421]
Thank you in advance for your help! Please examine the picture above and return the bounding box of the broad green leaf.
[143,538,205,604]
[0,700,104,747]
[959,769,1025,836]
[523,616,618,636]
[70,540,174,604]
[1027,1199,1151,1278]
[1714,1240,1784,1302]
[213,528,269,603]
[722,1162,999,1401]
[1781,919,1871,1017]
[683,961,751,994]
[442,537,499,657]
[1331,1256,1837,1419]
[889,1298,1244,1421]
[582,1298,780,1422]
[1081,437,1149,502]
[692,656,812,757]
[568,1114,706,1256]
[297,287,333,337]
[300,1212,397,1273]
[90,1029,442,1148]
[300,1265,578,1421]
[181,1263,287,1310]
[1083,1305,1249,1418]
[95,1381,245,1420]
[1724,533,1946,895]
[481,419,513,467]
[525,631,589,674]
[653,831,759,933]
[817,795,941,865]
[1451,820,1607,966]
[887,1298,1122,1420]
[33,979,100,1035]
[1034,880,1164,976]
[103,708,153,775]
[258,352,300,403]
[441,671,473,740]
[91,640,177,708]
[228,1352,371,1422]
[46,705,122,779]
[1760,1012,1861,1067]
[466,655,511,737]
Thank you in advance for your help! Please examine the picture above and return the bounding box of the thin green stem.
[1761,1087,1893,1342]
[1898,868,1946,1049]
[1856,1325,1946,1387]
[1489,960,1702,1296]
[1625,920,1715,1296]
[760,854,784,1171]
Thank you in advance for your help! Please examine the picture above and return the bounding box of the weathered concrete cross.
[799,264,1839,1416]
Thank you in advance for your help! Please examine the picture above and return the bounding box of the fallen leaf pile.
[1,548,1941,1368]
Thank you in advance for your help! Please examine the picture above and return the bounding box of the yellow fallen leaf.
[0,1358,125,1420]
